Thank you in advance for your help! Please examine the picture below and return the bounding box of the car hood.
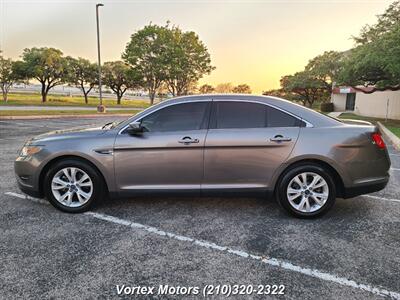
[28,126,106,144]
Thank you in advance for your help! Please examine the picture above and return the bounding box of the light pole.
[96,3,104,112]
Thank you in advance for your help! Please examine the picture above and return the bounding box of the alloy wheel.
[51,167,93,207]
[286,172,329,213]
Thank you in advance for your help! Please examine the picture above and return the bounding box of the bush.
[320,102,334,112]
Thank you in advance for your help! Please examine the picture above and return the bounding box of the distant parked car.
[15,95,390,218]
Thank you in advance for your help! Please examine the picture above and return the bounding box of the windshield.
[102,102,162,130]
[115,100,170,130]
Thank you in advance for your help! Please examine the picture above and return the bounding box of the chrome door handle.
[94,148,114,155]
[270,136,292,142]
[178,137,199,144]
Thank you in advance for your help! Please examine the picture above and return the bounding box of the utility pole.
[96,3,104,112]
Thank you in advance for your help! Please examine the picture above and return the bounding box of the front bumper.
[14,157,43,198]
[342,175,389,199]
[16,180,43,198]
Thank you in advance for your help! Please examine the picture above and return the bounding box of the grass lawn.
[338,113,400,138]
[0,93,150,109]
[0,109,140,117]
[386,126,400,138]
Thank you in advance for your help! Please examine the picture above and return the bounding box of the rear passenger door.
[203,100,302,190]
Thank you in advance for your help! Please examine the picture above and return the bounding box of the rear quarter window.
[267,106,304,127]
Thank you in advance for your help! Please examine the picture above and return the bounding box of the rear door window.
[210,101,302,129]
[211,101,267,129]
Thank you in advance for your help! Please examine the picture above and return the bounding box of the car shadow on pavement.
[96,194,372,222]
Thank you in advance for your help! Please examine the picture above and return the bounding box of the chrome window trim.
[212,98,314,128]
[118,97,314,134]
[118,99,212,135]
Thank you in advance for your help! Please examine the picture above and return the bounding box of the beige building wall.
[355,90,400,120]
[331,94,347,111]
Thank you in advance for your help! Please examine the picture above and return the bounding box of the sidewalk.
[0,105,144,111]
[0,113,133,120]
[328,111,344,118]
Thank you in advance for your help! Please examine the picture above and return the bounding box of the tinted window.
[267,106,299,127]
[214,102,267,129]
[212,101,301,129]
[141,102,208,132]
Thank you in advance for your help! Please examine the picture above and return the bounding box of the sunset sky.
[0,0,393,93]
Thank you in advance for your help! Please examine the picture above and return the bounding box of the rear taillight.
[371,132,386,149]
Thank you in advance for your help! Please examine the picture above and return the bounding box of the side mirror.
[127,121,144,135]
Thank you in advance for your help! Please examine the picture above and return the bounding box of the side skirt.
[109,188,273,200]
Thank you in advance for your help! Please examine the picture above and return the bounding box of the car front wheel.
[277,164,336,218]
[44,159,104,213]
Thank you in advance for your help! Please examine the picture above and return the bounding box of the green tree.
[184,81,199,95]
[281,71,328,107]
[339,23,400,89]
[0,53,21,102]
[66,57,98,104]
[262,88,302,102]
[305,51,344,93]
[164,26,214,96]
[232,84,252,94]
[339,1,400,89]
[19,47,69,102]
[156,83,170,100]
[354,1,400,45]
[102,61,141,104]
[339,46,386,88]
[215,82,233,93]
[123,23,215,103]
[123,24,170,104]
[199,84,214,94]
[339,26,400,88]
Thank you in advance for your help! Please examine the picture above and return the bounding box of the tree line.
[198,83,252,94]
[0,23,215,104]
[264,0,400,108]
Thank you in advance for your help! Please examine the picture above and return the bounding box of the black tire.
[44,159,105,213]
[276,163,336,218]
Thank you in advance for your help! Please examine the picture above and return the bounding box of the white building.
[331,86,400,120]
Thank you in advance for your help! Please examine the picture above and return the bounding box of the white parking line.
[4,192,50,205]
[4,191,400,299]
[0,121,57,128]
[390,167,400,171]
[363,194,400,203]
[85,212,400,299]
[0,137,29,142]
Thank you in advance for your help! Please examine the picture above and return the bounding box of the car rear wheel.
[44,159,104,213]
[277,164,336,218]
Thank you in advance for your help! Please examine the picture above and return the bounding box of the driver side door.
[114,100,211,193]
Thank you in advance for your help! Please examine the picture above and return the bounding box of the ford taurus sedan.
[14,95,391,218]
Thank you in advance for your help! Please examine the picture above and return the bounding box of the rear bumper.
[342,175,389,199]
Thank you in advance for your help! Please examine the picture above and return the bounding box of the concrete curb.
[0,113,133,120]
[377,121,400,151]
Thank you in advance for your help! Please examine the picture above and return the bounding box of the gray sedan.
[14,95,391,218]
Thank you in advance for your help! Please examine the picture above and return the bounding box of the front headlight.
[20,145,43,157]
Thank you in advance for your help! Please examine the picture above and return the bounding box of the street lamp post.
[96,3,104,113]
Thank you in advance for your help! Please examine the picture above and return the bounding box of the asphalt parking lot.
[1,118,399,299]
